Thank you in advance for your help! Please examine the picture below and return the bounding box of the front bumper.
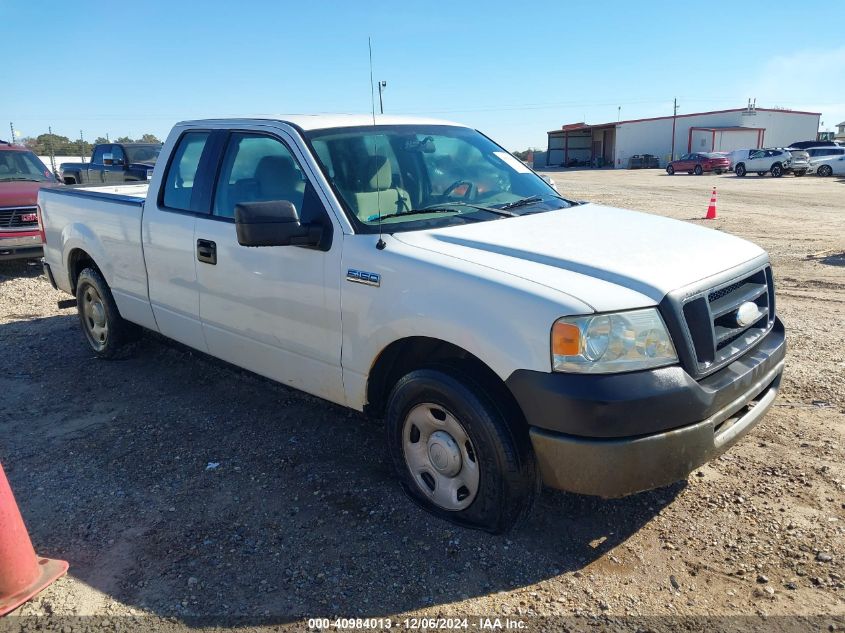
[0,233,42,261]
[507,319,786,497]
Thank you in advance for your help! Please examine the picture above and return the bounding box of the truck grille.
[680,266,775,375]
[0,206,38,229]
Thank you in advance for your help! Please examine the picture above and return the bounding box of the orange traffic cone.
[706,187,717,220]
[0,463,67,616]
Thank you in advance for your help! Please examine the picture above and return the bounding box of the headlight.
[552,308,677,373]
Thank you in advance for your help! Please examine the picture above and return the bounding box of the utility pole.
[79,130,85,163]
[378,80,387,114]
[670,98,679,162]
[9,122,15,144]
[617,106,621,122]
[48,126,57,175]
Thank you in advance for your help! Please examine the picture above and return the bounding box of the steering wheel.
[442,179,474,200]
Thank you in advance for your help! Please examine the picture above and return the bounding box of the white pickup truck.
[39,115,786,533]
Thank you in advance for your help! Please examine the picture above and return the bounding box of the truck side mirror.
[102,153,114,166]
[235,200,323,248]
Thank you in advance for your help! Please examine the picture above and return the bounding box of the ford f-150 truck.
[60,142,161,185]
[39,115,786,533]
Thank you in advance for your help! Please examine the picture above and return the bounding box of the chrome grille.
[681,266,775,375]
[0,206,38,229]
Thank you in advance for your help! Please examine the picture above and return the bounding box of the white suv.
[805,146,845,176]
[734,149,802,178]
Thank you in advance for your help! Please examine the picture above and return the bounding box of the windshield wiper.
[420,201,518,217]
[370,208,465,222]
[499,195,544,210]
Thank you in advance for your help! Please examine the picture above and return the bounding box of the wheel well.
[63,176,77,185]
[67,249,101,294]
[365,336,525,427]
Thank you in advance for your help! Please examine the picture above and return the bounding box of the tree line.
[21,132,162,157]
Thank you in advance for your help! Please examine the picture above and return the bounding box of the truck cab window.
[162,132,210,212]
[213,134,306,219]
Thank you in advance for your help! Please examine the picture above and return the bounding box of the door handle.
[196,239,217,265]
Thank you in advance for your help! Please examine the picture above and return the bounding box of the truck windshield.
[305,125,568,233]
[124,145,161,164]
[0,150,54,182]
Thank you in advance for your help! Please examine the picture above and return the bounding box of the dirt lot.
[0,169,843,631]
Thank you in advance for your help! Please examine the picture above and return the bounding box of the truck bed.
[39,184,155,330]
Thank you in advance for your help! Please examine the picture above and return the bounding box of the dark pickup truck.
[60,143,161,185]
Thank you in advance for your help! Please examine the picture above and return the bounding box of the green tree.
[115,136,134,144]
[138,133,161,144]
[93,137,110,145]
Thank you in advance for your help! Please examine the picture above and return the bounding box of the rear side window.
[162,132,210,211]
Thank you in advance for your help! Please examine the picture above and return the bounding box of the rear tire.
[818,165,833,177]
[771,163,784,178]
[75,267,140,358]
[735,163,747,177]
[694,164,703,175]
[385,367,539,534]
[666,165,674,175]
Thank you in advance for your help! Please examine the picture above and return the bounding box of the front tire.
[771,163,784,178]
[735,163,747,177]
[818,165,833,177]
[386,367,539,534]
[75,267,139,358]
[694,164,703,175]
[666,165,675,175]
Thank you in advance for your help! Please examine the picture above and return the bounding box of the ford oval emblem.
[735,301,761,327]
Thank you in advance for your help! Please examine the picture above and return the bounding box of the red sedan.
[666,152,730,175]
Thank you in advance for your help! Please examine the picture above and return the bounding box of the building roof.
[548,107,822,135]
[179,114,464,131]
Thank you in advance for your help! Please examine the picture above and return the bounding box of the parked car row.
[666,144,843,178]
[0,140,162,261]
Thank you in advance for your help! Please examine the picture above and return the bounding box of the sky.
[3,1,844,151]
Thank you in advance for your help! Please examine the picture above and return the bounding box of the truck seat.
[351,155,410,221]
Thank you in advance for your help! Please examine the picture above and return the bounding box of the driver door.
[194,128,345,404]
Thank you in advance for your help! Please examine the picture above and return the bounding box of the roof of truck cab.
[177,114,466,131]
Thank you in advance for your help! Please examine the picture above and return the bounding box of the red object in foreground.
[706,187,718,220]
[0,463,68,616]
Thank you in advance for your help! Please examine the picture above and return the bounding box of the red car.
[666,152,730,175]
[0,141,61,261]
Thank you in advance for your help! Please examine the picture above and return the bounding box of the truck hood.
[0,180,60,207]
[392,203,766,312]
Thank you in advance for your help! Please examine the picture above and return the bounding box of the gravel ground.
[0,168,843,632]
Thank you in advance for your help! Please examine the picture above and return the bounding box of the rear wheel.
[735,163,747,177]
[75,267,140,358]
[386,367,539,533]
[818,165,833,177]
[771,163,784,178]
[694,164,703,175]
[666,165,675,175]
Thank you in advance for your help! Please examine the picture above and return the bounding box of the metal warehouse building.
[546,106,821,169]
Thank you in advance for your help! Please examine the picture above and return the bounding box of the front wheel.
[771,163,784,178]
[694,164,703,175]
[385,367,539,533]
[735,163,747,177]
[666,165,675,175]
[818,164,833,177]
[76,267,140,358]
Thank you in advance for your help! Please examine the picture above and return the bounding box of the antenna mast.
[368,37,386,250]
